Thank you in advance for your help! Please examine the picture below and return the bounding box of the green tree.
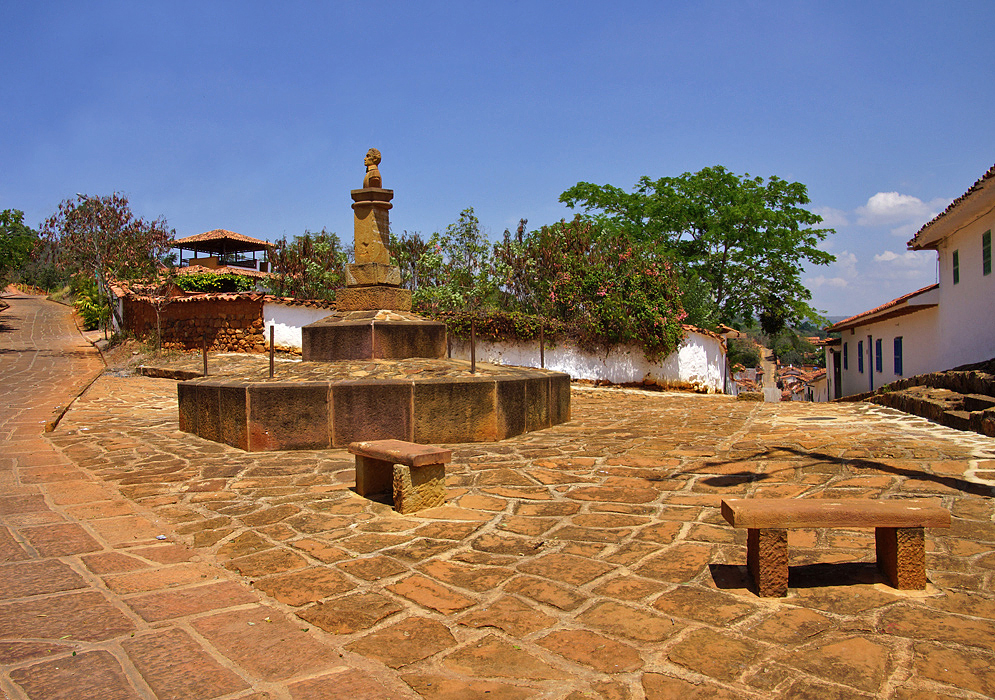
[413,208,502,313]
[0,209,39,289]
[389,230,438,291]
[726,337,763,369]
[560,165,835,329]
[42,193,175,330]
[265,229,349,301]
[174,272,257,293]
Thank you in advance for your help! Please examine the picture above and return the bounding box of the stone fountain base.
[176,357,569,451]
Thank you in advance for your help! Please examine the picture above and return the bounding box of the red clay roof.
[907,163,995,248]
[125,290,338,309]
[174,229,272,249]
[826,283,938,333]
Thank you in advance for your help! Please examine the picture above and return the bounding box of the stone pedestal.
[351,188,393,265]
[335,287,412,312]
[303,310,446,361]
[345,262,401,287]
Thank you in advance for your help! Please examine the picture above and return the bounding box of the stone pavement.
[5,294,995,699]
[1,294,387,700]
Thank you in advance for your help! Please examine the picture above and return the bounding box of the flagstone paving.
[4,293,995,699]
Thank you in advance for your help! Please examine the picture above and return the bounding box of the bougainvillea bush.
[417,215,687,359]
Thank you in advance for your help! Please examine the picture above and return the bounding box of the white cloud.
[874,250,936,272]
[810,206,849,229]
[833,250,858,278]
[804,249,857,290]
[888,221,927,240]
[806,275,849,289]
[871,248,936,283]
[873,249,933,267]
[855,192,950,236]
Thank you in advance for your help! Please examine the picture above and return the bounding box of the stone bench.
[347,439,451,514]
[720,498,950,597]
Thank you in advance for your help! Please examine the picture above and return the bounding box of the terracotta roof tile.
[826,283,938,332]
[124,291,337,310]
[908,163,995,247]
[174,229,272,247]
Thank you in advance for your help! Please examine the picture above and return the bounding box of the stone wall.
[124,295,266,352]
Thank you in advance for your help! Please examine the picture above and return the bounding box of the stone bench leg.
[355,455,394,497]
[747,528,788,597]
[392,463,446,514]
[875,526,926,589]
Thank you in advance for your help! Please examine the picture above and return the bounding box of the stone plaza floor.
[3,293,995,699]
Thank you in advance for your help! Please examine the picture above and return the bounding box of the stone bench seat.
[348,439,451,514]
[721,498,950,597]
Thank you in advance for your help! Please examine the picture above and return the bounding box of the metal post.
[539,321,545,369]
[202,334,208,376]
[269,326,275,378]
[470,317,476,374]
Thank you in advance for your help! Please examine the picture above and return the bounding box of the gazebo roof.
[173,229,271,255]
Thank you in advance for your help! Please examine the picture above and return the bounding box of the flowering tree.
[43,193,174,331]
[494,216,686,358]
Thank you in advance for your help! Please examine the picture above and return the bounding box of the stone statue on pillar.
[338,149,412,311]
[301,148,446,359]
[363,148,383,188]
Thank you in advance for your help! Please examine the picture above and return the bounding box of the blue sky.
[3,1,993,317]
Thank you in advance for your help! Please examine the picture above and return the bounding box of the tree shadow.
[698,471,773,487]
[0,311,19,334]
[696,445,993,498]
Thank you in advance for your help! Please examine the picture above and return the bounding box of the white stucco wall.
[837,305,940,397]
[809,376,828,402]
[449,329,727,392]
[263,302,335,350]
[936,215,995,369]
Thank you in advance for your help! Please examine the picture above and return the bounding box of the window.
[857,340,864,373]
[843,342,848,370]
[953,250,960,284]
[984,230,992,276]
[894,337,903,376]
[875,338,882,373]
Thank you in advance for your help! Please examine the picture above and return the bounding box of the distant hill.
[822,315,850,326]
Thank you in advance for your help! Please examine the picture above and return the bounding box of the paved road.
[5,293,995,699]
[1,295,374,700]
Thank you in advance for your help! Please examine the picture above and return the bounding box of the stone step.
[969,407,995,437]
[942,409,972,431]
[869,390,995,437]
[963,393,995,412]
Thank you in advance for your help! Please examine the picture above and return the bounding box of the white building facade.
[829,163,995,396]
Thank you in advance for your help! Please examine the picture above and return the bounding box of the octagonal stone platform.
[177,358,569,451]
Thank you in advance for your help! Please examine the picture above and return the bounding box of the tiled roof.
[907,163,995,248]
[826,283,939,333]
[125,290,337,310]
[683,324,725,342]
[174,229,272,247]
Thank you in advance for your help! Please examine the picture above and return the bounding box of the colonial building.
[827,163,994,397]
